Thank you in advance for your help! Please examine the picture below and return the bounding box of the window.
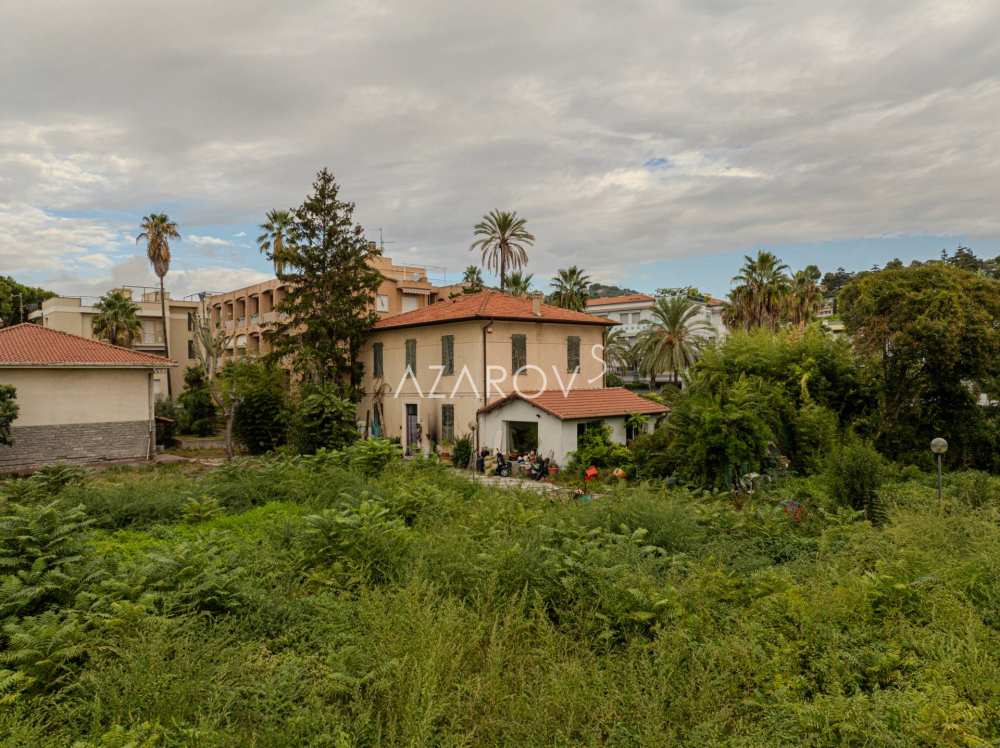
[373,342,384,378]
[187,339,196,360]
[441,335,454,375]
[567,336,581,373]
[376,294,390,312]
[511,334,526,374]
[405,338,417,372]
[441,404,455,443]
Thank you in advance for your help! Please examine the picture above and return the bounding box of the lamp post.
[930,437,948,501]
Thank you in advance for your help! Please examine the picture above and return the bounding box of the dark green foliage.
[0,277,54,328]
[225,362,288,454]
[451,434,473,469]
[292,383,358,455]
[0,384,18,446]
[153,397,177,447]
[567,424,633,473]
[263,169,383,387]
[177,366,217,436]
[823,438,887,524]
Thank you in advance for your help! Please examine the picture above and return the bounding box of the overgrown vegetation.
[0,451,997,745]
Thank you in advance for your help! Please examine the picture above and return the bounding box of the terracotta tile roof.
[0,323,174,368]
[478,387,668,419]
[372,291,616,330]
[585,294,655,307]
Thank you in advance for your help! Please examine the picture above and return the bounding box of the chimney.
[530,292,543,317]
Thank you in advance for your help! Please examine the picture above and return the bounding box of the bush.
[225,362,288,455]
[567,424,633,474]
[154,397,178,447]
[451,434,473,470]
[0,384,18,446]
[177,367,217,436]
[793,402,839,474]
[823,437,887,524]
[292,383,358,455]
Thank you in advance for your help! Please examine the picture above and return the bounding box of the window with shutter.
[441,404,455,443]
[441,335,454,375]
[405,339,417,372]
[567,336,581,373]
[511,334,526,374]
[373,342,384,378]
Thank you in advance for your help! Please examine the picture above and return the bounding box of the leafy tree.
[0,277,54,327]
[257,209,294,275]
[293,383,359,455]
[0,385,18,446]
[190,311,236,457]
[786,266,822,327]
[633,296,712,388]
[461,266,485,293]
[839,262,1000,467]
[505,271,534,297]
[724,250,790,331]
[549,265,591,311]
[136,213,180,397]
[602,329,634,376]
[223,361,288,455]
[177,366,217,436]
[263,169,383,387]
[91,290,142,347]
[820,266,854,297]
[470,210,534,291]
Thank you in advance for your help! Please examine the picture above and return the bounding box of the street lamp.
[930,437,948,501]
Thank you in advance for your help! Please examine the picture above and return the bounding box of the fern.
[181,495,222,524]
[0,610,90,691]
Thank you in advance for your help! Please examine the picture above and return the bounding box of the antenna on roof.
[378,228,396,253]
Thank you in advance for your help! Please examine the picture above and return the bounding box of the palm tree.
[787,265,822,327]
[136,213,180,396]
[634,296,713,389]
[257,209,294,276]
[603,328,634,376]
[549,266,591,311]
[506,271,534,297]
[470,210,534,291]
[461,265,485,294]
[92,290,142,347]
[725,250,790,331]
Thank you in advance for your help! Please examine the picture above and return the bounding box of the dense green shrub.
[225,362,288,454]
[567,424,633,473]
[823,437,887,523]
[0,384,18,446]
[177,366,217,436]
[153,397,178,447]
[451,434,473,469]
[291,383,358,454]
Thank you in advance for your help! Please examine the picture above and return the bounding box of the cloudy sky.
[2,0,999,299]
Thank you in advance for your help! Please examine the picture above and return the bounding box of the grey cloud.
[1,0,998,285]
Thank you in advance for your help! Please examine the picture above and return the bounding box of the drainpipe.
[478,320,495,454]
[146,370,155,460]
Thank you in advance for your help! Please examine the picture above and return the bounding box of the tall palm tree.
[136,213,180,396]
[461,265,485,293]
[257,209,295,276]
[634,296,713,389]
[470,210,534,291]
[92,290,142,347]
[787,265,822,327]
[603,328,634,376]
[549,265,591,311]
[506,271,534,297]
[725,250,790,331]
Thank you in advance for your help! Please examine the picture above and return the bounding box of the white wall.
[0,368,152,427]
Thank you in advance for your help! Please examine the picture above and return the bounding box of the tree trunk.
[499,254,506,292]
[159,276,172,398]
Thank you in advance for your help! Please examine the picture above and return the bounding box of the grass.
[1,454,998,746]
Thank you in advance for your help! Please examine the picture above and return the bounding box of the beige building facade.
[30,287,201,398]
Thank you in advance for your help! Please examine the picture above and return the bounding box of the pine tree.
[264,169,383,388]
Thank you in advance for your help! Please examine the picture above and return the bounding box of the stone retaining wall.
[0,420,152,472]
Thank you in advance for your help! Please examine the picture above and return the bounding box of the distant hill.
[587,282,640,298]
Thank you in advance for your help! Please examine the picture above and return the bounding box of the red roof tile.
[373,291,616,330]
[0,324,174,368]
[585,294,655,307]
[479,387,668,419]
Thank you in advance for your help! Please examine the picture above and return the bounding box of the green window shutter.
[373,342,384,378]
[511,334,527,373]
[441,335,454,375]
[405,339,417,372]
[441,404,455,442]
[567,336,581,373]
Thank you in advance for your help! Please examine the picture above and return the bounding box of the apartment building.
[30,287,201,397]
[206,255,443,361]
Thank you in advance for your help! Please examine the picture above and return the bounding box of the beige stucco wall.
[0,368,153,427]
[357,318,608,455]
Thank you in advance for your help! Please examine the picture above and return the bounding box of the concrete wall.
[357,319,607,455]
[0,367,154,471]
